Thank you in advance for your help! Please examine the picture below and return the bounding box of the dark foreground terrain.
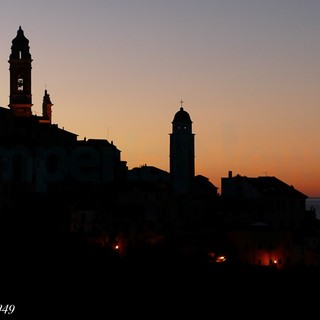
[3,241,320,319]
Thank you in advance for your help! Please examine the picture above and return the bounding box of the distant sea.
[306,197,320,220]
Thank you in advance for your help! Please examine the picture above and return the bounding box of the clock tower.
[8,26,33,117]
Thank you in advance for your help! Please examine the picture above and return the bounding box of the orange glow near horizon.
[0,1,319,197]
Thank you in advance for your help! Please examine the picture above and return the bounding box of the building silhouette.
[220,171,320,268]
[170,104,195,193]
[0,27,127,267]
[0,27,319,272]
[9,26,33,117]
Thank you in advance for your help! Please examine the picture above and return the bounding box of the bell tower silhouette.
[169,101,195,193]
[8,26,33,117]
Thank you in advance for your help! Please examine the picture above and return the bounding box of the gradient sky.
[0,0,319,196]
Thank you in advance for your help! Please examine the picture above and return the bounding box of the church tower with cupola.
[8,26,33,117]
[169,102,195,193]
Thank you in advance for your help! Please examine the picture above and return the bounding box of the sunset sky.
[0,0,319,197]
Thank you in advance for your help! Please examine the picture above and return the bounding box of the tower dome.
[172,107,192,123]
[10,26,31,60]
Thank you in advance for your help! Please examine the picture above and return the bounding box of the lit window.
[17,76,23,91]
[215,256,226,263]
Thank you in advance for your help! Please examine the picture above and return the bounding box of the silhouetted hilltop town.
[1,27,320,282]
